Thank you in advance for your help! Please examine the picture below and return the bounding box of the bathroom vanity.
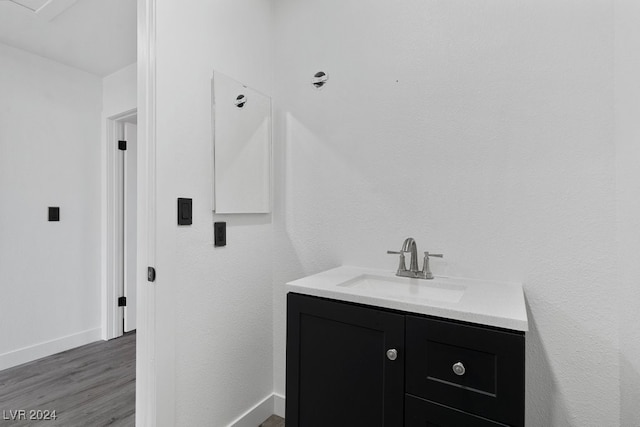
[285,266,527,427]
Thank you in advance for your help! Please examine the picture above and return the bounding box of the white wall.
[153,1,274,425]
[614,1,640,425]
[272,1,620,425]
[103,62,137,118]
[0,42,102,369]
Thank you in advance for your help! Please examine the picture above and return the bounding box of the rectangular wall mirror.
[212,71,271,213]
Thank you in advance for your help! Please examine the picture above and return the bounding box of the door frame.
[137,0,157,424]
[103,109,137,341]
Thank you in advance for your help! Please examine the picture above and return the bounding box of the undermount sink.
[337,273,466,304]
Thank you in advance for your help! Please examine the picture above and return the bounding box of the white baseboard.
[273,393,285,418]
[228,393,286,427]
[0,328,102,371]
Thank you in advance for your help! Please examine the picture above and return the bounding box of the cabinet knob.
[386,349,398,361]
[452,361,466,376]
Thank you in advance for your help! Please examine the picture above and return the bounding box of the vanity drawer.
[405,394,508,427]
[406,316,524,426]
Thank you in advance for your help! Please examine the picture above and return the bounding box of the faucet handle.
[424,252,444,258]
[387,250,407,272]
[422,252,443,279]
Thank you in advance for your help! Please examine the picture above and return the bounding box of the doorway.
[106,109,138,339]
[119,116,137,334]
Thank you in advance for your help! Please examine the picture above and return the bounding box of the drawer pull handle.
[386,349,398,361]
[452,362,466,376]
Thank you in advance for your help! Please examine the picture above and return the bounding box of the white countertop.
[286,266,528,332]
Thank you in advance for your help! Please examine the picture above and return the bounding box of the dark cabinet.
[405,395,508,427]
[286,293,525,427]
[405,316,525,426]
[286,293,405,427]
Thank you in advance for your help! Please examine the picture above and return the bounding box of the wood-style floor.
[260,414,285,427]
[0,332,135,427]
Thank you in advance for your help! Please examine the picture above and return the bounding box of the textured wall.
[272,1,620,425]
[614,0,640,425]
[0,42,102,365]
[153,1,274,425]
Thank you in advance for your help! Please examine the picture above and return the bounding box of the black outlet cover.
[177,198,192,225]
[48,207,60,221]
[214,222,226,247]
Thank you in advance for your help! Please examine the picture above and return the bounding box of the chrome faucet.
[387,237,443,280]
[402,238,420,273]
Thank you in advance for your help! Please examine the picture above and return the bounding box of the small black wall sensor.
[214,222,226,247]
[148,266,156,282]
[177,198,192,225]
[48,207,60,221]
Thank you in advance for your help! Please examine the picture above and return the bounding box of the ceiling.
[0,0,136,76]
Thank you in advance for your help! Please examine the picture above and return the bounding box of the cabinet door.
[286,293,405,427]
[405,394,508,427]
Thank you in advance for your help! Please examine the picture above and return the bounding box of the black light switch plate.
[48,207,60,221]
[177,198,192,225]
[214,222,226,247]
